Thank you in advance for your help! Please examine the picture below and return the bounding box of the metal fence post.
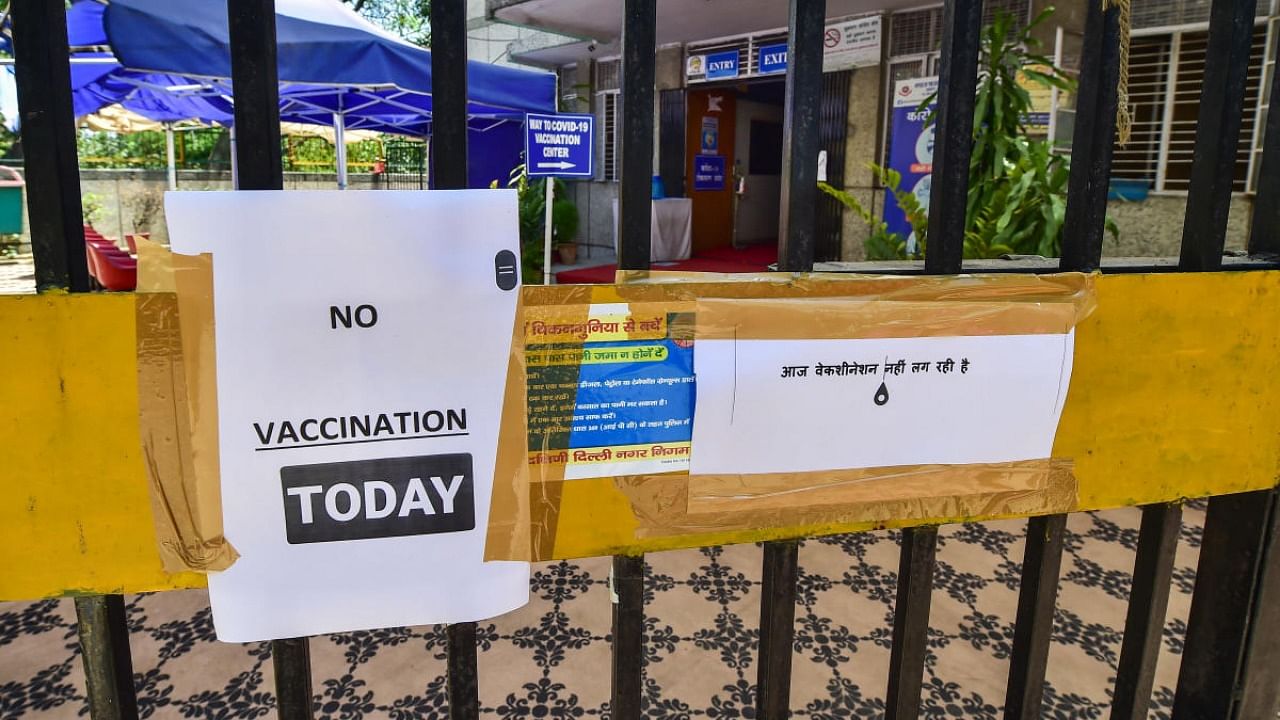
[611,3,656,718]
[757,3,824,718]
[12,2,138,718]
[921,0,983,275]
[1170,0,1270,715]
[1004,3,1122,717]
[428,3,482,717]
[883,1,981,717]
[10,0,91,292]
[226,1,313,717]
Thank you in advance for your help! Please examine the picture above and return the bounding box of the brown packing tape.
[135,239,237,572]
[614,460,1077,538]
[485,272,1097,562]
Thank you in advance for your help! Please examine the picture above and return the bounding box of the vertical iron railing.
[880,1,982,718]
[10,0,1280,718]
[11,2,137,719]
[756,3,824,718]
[1002,2,1123,717]
[226,1,315,718]
[427,2,482,718]
[613,2,656,719]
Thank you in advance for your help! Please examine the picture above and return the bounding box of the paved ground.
[0,257,36,294]
[0,505,1203,719]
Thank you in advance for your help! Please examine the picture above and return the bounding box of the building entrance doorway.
[686,78,785,255]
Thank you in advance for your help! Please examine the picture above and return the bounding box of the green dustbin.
[0,167,24,235]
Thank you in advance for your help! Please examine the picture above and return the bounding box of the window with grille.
[595,59,620,92]
[1111,24,1269,192]
[1130,0,1268,30]
[599,91,619,182]
[888,0,1029,57]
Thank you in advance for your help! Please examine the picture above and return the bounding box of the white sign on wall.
[823,15,882,71]
[166,190,529,642]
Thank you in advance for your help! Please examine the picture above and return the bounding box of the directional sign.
[525,112,594,177]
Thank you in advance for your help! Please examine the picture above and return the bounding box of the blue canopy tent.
[11,0,556,188]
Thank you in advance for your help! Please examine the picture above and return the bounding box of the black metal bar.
[227,5,313,718]
[923,0,984,274]
[1248,25,1280,255]
[1111,503,1182,720]
[427,5,480,717]
[447,623,479,720]
[617,0,656,271]
[430,0,468,190]
[1235,490,1280,718]
[1059,0,1121,272]
[227,0,283,190]
[1179,0,1258,271]
[753,4,823,713]
[74,595,139,720]
[10,0,91,292]
[757,540,800,720]
[1173,489,1276,719]
[885,527,938,720]
[1002,514,1066,719]
[777,0,825,272]
[611,554,645,720]
[271,637,314,720]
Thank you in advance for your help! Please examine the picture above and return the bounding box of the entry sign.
[525,112,594,177]
[165,190,530,641]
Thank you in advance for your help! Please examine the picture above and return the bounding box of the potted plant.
[552,196,580,265]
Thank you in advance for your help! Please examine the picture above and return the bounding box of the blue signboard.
[705,50,740,80]
[693,155,726,191]
[758,43,788,75]
[524,112,594,177]
[883,78,938,247]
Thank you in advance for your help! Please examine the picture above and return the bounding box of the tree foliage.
[341,0,431,47]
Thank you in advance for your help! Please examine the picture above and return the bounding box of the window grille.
[1111,24,1268,192]
[599,91,619,182]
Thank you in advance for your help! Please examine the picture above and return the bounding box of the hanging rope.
[1103,0,1133,144]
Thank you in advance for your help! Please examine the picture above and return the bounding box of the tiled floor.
[0,505,1202,719]
[0,258,36,294]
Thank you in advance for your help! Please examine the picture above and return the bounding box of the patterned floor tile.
[0,507,1204,718]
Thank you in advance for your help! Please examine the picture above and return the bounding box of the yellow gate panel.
[0,294,204,598]
[1,272,1278,598]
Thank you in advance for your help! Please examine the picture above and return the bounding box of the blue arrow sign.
[525,112,595,177]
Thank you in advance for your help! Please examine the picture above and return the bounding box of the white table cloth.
[612,197,693,262]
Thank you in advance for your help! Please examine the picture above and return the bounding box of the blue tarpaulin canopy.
[7,0,555,187]
[56,0,556,134]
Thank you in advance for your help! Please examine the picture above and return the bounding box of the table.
[612,197,693,262]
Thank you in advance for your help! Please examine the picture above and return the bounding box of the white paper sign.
[690,332,1074,475]
[165,190,529,642]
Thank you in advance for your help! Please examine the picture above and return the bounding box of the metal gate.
[377,138,428,190]
[6,0,1280,719]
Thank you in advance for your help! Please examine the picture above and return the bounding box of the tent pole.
[229,125,239,189]
[543,178,553,284]
[165,124,177,190]
[334,113,348,190]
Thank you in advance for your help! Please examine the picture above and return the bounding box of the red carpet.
[555,244,777,284]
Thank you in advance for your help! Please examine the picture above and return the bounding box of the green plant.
[81,192,105,227]
[820,164,929,261]
[500,163,580,283]
[959,8,1077,258]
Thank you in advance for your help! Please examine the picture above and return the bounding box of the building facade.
[487,0,1278,261]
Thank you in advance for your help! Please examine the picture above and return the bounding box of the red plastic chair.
[94,250,136,291]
